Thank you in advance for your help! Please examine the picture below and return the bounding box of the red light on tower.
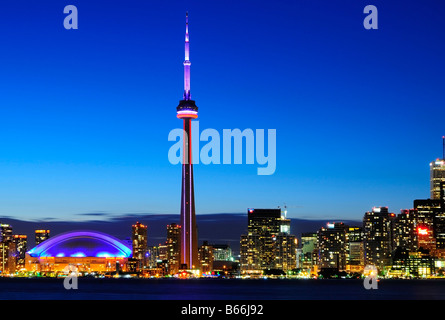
[417,227,428,236]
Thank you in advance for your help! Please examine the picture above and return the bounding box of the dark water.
[1,278,445,300]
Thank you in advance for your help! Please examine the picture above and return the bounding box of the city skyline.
[0,0,444,223]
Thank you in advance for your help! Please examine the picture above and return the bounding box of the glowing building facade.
[393,209,417,253]
[12,235,27,271]
[132,222,148,268]
[363,207,393,270]
[240,208,297,275]
[35,230,50,246]
[166,223,181,274]
[26,230,132,273]
[346,227,364,272]
[177,13,199,270]
[430,137,445,200]
[198,241,214,274]
[317,222,348,271]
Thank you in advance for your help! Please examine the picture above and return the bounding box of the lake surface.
[1,278,445,300]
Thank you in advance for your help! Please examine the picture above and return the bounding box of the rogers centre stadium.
[26,230,133,273]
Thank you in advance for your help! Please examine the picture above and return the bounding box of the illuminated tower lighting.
[177,12,199,269]
[430,136,445,199]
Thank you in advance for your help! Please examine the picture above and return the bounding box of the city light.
[417,227,428,236]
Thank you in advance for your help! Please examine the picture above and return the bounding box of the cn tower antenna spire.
[183,11,191,101]
[442,136,445,160]
[176,11,199,270]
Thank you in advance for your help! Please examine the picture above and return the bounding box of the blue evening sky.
[0,0,444,221]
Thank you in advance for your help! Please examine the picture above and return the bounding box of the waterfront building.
[26,230,132,273]
[346,227,364,273]
[240,208,298,275]
[414,198,442,257]
[430,137,445,200]
[35,230,50,246]
[198,241,214,274]
[132,222,148,269]
[1,224,13,243]
[363,207,393,271]
[393,209,417,253]
[167,223,181,274]
[212,244,233,261]
[12,235,27,271]
[240,234,261,275]
[147,246,160,268]
[0,242,15,274]
[300,232,318,274]
[317,222,348,271]
[273,233,297,273]
[391,248,435,278]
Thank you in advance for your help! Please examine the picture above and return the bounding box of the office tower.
[166,223,181,274]
[363,207,393,270]
[147,246,160,268]
[240,234,261,273]
[435,183,445,256]
[393,209,417,253]
[0,242,8,274]
[300,232,318,272]
[158,243,168,262]
[240,208,298,274]
[0,224,13,243]
[35,229,50,246]
[273,233,297,273]
[12,235,27,271]
[346,227,364,272]
[317,222,348,271]
[132,222,148,269]
[177,12,199,270]
[0,224,13,274]
[430,137,445,199]
[0,241,16,274]
[198,241,214,274]
[414,198,442,256]
[246,208,281,269]
[212,244,233,261]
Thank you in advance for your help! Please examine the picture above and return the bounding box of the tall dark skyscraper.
[177,13,199,269]
[240,208,297,274]
[35,229,50,246]
[166,223,181,274]
[132,222,148,268]
[363,207,393,270]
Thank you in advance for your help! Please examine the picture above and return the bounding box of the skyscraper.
[393,209,417,253]
[346,226,364,273]
[0,224,13,243]
[317,222,348,271]
[12,235,27,271]
[132,222,148,268]
[166,223,181,274]
[240,208,297,275]
[198,241,214,274]
[300,232,318,273]
[430,137,445,200]
[363,207,393,270]
[244,208,281,270]
[35,229,50,246]
[0,224,13,274]
[414,198,442,257]
[177,12,199,270]
[273,233,297,273]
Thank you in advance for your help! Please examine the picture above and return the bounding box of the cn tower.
[177,12,199,269]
